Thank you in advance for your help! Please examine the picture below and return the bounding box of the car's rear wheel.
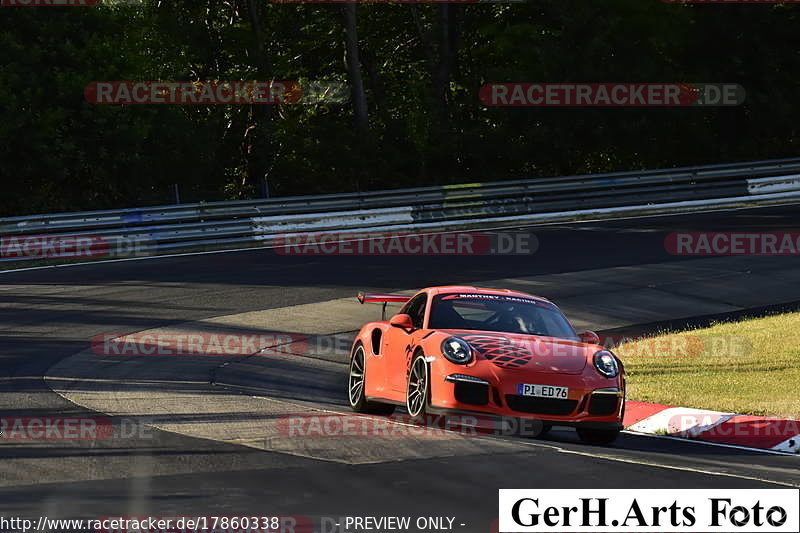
[348,344,395,415]
[406,353,429,418]
[576,427,621,445]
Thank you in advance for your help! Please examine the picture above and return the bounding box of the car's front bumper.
[429,366,625,428]
[424,404,624,433]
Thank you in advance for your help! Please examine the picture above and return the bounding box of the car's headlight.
[441,337,473,365]
[593,350,619,378]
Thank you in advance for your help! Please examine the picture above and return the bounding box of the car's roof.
[424,285,553,304]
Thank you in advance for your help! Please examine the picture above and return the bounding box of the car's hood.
[439,329,592,374]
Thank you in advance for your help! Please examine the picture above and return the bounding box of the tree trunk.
[433,4,454,114]
[241,0,273,197]
[342,3,369,137]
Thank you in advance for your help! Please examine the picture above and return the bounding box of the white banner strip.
[499,489,799,533]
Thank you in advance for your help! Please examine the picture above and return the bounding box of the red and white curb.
[623,401,800,454]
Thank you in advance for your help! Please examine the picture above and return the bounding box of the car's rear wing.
[357,292,411,320]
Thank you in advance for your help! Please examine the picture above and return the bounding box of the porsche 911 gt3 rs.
[347,286,625,444]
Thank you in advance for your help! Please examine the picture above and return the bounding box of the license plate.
[517,383,569,399]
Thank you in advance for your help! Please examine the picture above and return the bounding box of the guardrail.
[2,157,800,264]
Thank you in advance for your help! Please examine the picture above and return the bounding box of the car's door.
[383,292,429,395]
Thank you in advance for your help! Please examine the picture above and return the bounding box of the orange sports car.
[347,286,625,444]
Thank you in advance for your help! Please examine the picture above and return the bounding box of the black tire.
[406,353,430,418]
[576,427,621,445]
[348,343,395,415]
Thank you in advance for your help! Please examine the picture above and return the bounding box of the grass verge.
[616,312,800,417]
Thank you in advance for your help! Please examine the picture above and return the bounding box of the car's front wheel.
[406,353,430,418]
[576,427,621,445]
[348,343,395,415]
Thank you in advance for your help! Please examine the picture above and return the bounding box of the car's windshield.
[429,293,578,340]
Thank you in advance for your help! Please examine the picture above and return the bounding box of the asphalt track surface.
[1,205,800,531]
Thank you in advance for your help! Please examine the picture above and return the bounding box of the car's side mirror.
[580,330,600,345]
[389,313,414,332]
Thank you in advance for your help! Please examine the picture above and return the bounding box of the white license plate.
[517,383,569,399]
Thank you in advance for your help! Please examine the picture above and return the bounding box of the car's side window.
[401,294,428,329]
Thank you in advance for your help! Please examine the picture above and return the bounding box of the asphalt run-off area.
[1,205,799,532]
